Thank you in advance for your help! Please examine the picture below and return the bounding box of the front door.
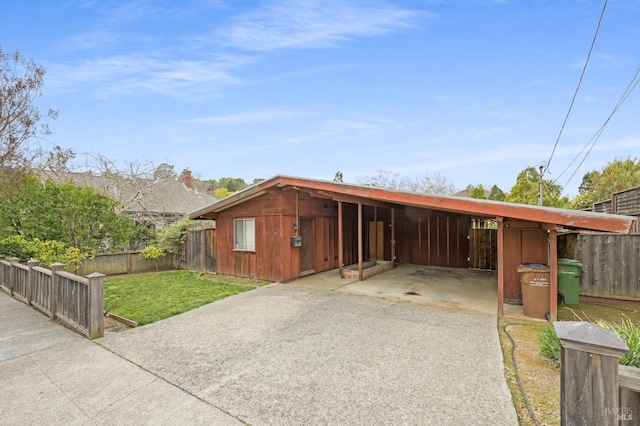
[300,219,314,274]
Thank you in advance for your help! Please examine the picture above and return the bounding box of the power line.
[555,64,640,188]
[545,0,608,174]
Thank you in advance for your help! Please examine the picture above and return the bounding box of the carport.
[190,175,637,320]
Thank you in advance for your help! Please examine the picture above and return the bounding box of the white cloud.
[218,0,424,51]
[46,54,250,99]
[189,109,309,125]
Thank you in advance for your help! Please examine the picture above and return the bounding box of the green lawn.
[104,271,268,325]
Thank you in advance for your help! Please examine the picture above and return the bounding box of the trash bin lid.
[517,263,550,272]
[558,258,583,268]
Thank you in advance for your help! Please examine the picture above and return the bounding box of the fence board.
[573,234,640,300]
[186,229,217,273]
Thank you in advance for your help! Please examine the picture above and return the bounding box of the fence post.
[50,263,64,320]
[9,257,20,295]
[554,321,629,425]
[27,259,40,305]
[86,272,105,339]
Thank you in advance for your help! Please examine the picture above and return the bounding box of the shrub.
[0,235,90,271]
[539,318,640,369]
[139,245,166,272]
[538,324,561,369]
[596,317,640,368]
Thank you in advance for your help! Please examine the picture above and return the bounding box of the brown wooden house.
[190,175,637,319]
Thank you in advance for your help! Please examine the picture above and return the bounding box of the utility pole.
[538,163,544,206]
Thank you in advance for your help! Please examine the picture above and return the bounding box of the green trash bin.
[557,258,583,304]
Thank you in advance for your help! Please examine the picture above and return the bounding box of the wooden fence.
[469,228,497,270]
[559,233,640,300]
[186,228,216,273]
[0,257,104,339]
[76,251,174,276]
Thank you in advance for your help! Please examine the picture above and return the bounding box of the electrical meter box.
[290,236,302,247]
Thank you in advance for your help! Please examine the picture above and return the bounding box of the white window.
[234,218,255,251]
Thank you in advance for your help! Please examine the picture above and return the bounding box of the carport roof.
[190,175,638,234]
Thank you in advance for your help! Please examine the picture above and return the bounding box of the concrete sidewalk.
[0,292,242,425]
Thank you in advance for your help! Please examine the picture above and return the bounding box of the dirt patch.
[104,316,131,333]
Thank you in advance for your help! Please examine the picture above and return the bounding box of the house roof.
[190,175,638,234]
[39,170,218,216]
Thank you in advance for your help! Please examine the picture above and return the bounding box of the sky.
[1,0,639,197]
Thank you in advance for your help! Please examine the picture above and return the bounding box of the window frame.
[233,218,256,252]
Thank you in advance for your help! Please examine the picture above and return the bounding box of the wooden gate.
[469,228,497,270]
[186,228,216,273]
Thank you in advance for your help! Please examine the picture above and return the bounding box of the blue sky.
[1,0,639,196]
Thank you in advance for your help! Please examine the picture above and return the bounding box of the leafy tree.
[1,45,58,168]
[505,166,568,207]
[488,185,506,201]
[214,187,232,198]
[156,217,197,267]
[153,162,177,180]
[0,173,134,253]
[570,157,640,209]
[469,184,487,199]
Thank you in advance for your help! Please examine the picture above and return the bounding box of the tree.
[488,185,506,202]
[358,169,457,195]
[153,162,177,180]
[215,187,232,198]
[156,217,197,268]
[570,157,640,209]
[505,166,568,207]
[0,173,134,253]
[469,184,487,199]
[1,46,57,168]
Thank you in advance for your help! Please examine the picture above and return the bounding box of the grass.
[104,270,268,326]
[500,296,640,426]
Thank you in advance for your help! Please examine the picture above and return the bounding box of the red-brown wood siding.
[391,207,470,268]
[503,221,548,301]
[215,188,353,281]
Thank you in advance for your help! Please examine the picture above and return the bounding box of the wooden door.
[300,219,314,273]
[368,221,384,260]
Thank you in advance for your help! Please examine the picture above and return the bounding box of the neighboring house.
[40,168,217,231]
[190,175,637,320]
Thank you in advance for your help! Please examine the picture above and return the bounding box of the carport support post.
[338,201,344,278]
[358,202,363,281]
[497,217,504,315]
[548,226,558,321]
[391,208,396,263]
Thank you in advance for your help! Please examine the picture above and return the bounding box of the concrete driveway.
[98,281,518,425]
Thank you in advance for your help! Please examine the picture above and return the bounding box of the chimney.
[180,168,193,189]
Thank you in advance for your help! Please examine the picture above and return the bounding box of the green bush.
[597,317,640,368]
[539,318,640,369]
[0,235,90,271]
[538,324,561,369]
[139,245,166,271]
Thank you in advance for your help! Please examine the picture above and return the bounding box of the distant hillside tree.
[469,184,488,199]
[489,185,506,201]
